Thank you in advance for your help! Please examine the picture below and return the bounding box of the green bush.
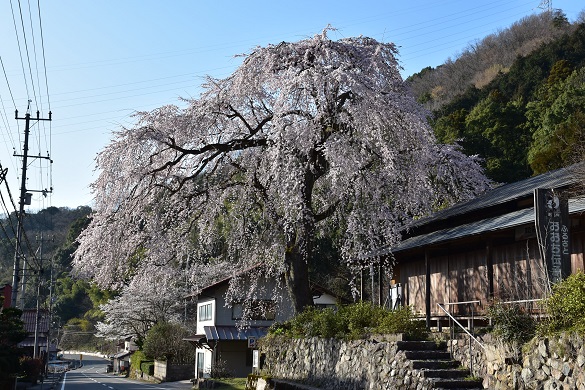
[377,306,427,339]
[19,357,43,383]
[487,302,536,344]
[140,360,154,376]
[143,322,196,363]
[338,302,387,339]
[294,307,346,338]
[538,271,585,335]
[268,303,426,340]
[130,350,147,377]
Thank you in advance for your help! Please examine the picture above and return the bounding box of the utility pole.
[33,240,42,359]
[10,107,52,308]
[34,233,53,360]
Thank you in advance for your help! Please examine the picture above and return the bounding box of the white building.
[186,266,341,378]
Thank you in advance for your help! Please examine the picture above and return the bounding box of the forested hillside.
[407,11,585,184]
[0,206,92,306]
[0,206,115,350]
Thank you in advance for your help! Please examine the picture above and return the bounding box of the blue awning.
[204,326,268,341]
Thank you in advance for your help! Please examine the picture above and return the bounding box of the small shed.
[112,350,134,374]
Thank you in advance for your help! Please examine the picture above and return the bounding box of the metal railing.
[437,300,485,375]
[498,298,543,311]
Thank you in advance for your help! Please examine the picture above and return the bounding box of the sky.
[0,0,583,212]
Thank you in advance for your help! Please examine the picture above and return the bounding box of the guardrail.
[437,300,485,375]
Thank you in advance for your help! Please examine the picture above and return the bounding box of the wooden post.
[486,240,494,298]
[378,261,383,306]
[360,268,363,302]
[425,250,431,329]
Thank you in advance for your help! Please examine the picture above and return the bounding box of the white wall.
[196,297,215,334]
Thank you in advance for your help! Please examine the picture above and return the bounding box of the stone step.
[422,368,470,379]
[396,340,446,351]
[432,378,483,389]
[405,350,452,360]
[432,386,483,389]
[412,359,460,369]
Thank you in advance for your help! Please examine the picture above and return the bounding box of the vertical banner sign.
[534,188,571,284]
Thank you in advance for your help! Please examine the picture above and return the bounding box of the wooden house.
[19,308,50,359]
[375,165,585,326]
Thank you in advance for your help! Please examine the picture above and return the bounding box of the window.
[197,352,205,378]
[198,303,212,321]
[232,300,276,321]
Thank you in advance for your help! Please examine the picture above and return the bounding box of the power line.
[9,0,30,104]
[0,55,20,176]
[37,0,52,206]
[27,0,43,114]
[37,0,50,113]
[0,56,18,109]
[16,0,39,110]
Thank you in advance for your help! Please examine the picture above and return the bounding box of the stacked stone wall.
[260,336,434,390]
[449,332,585,389]
[262,333,585,389]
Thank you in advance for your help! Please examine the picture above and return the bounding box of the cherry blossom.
[73,29,491,314]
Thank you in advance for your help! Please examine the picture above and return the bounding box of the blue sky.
[0,0,583,211]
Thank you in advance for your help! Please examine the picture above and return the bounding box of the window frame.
[198,302,213,321]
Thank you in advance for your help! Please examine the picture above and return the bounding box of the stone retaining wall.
[449,332,585,389]
[262,333,585,390]
[260,335,434,390]
[154,360,195,382]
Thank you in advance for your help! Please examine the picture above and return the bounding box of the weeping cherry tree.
[73,28,491,314]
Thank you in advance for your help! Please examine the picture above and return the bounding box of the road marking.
[61,373,67,390]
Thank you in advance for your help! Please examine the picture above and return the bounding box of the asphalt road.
[59,354,192,390]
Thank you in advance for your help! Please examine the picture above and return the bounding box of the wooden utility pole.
[34,233,52,359]
[10,108,52,308]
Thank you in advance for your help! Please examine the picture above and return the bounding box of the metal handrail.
[437,303,485,351]
[496,298,545,320]
[437,302,485,376]
[441,300,482,306]
[498,298,543,305]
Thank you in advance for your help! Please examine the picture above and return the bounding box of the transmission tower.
[538,0,552,13]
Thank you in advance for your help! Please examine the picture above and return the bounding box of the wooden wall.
[399,229,585,317]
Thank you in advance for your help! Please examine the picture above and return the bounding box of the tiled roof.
[409,164,579,229]
[366,165,583,258]
[380,198,585,255]
[18,336,48,347]
[21,309,50,333]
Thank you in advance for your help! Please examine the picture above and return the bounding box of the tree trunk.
[283,155,321,314]
[284,243,314,314]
